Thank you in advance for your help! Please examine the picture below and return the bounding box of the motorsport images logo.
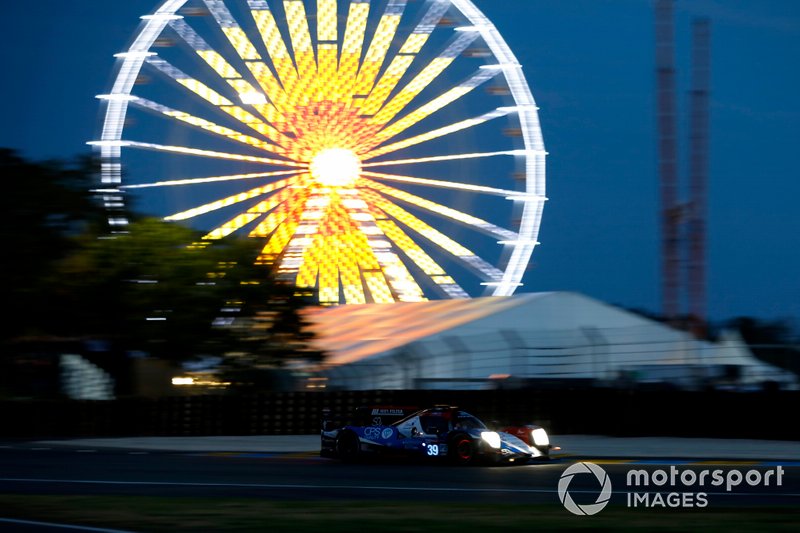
[558,462,786,514]
[558,462,612,516]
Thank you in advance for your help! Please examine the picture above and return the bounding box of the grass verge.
[0,496,798,532]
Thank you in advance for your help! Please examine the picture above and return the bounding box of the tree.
[48,218,322,374]
[1,150,322,394]
[0,149,107,341]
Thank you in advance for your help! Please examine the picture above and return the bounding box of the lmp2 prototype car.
[321,405,555,465]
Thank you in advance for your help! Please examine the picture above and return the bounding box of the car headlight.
[480,431,502,449]
[531,428,549,447]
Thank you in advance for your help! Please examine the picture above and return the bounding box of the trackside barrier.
[0,389,797,440]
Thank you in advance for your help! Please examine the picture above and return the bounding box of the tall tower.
[655,2,711,335]
[655,0,681,321]
[687,19,711,334]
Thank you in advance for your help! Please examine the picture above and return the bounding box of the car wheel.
[449,434,476,465]
[336,431,360,462]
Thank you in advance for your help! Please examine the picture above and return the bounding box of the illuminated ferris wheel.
[92,0,547,305]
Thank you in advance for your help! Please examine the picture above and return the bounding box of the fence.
[1,388,797,441]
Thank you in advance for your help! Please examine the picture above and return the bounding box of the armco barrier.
[0,389,797,441]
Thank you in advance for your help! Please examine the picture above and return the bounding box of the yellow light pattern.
[250,8,300,93]
[354,8,404,98]
[127,1,526,305]
[317,0,338,42]
[166,175,302,221]
[222,27,262,61]
[339,1,370,103]
[176,78,233,106]
[197,50,241,80]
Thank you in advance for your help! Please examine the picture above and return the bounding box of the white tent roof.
[304,293,796,390]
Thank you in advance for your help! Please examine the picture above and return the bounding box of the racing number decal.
[424,444,439,456]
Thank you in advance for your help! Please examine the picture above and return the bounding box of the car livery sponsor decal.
[363,427,382,440]
[381,428,394,439]
[371,408,405,416]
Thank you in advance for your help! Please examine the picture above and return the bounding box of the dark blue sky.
[1,1,798,324]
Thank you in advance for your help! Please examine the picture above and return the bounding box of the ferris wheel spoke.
[353,0,407,100]
[282,0,318,105]
[131,97,283,154]
[338,0,370,104]
[146,57,233,106]
[362,178,519,241]
[374,69,499,150]
[363,149,521,167]
[168,17,286,128]
[249,185,309,238]
[368,31,479,128]
[339,188,426,303]
[120,170,301,190]
[370,212,470,299]
[358,0,449,115]
[247,1,300,94]
[365,110,511,160]
[295,192,372,304]
[359,189,504,282]
[316,0,340,102]
[145,57,290,148]
[164,174,303,222]
[361,170,518,197]
[121,141,304,167]
[203,185,301,240]
[202,0,292,111]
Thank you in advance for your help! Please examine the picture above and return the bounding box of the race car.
[320,405,555,465]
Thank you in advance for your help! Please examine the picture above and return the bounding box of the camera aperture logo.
[559,462,786,515]
[558,462,612,516]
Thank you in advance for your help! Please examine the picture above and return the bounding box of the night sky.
[1,1,797,325]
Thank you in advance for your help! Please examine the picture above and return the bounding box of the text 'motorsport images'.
[321,405,557,465]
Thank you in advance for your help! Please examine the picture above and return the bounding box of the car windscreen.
[454,413,486,430]
[419,415,450,434]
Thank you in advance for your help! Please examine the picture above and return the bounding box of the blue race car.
[321,405,554,465]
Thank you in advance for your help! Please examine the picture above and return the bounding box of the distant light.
[96,94,138,102]
[114,51,156,59]
[172,377,194,385]
[239,91,268,105]
[146,317,167,321]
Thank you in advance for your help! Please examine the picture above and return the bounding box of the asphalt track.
[1,440,799,507]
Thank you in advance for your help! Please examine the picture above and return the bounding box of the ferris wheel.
[92,0,547,305]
